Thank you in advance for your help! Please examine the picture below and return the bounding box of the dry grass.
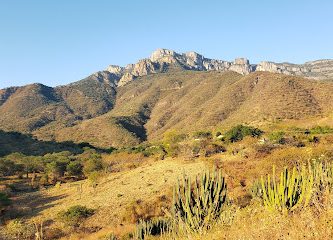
[10,158,205,238]
[162,202,333,240]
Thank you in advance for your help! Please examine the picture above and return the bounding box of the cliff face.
[104,49,333,86]
[256,60,333,80]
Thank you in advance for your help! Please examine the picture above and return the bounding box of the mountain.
[48,71,333,147]
[105,49,333,85]
[0,73,116,135]
[1,49,333,148]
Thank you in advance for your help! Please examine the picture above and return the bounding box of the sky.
[0,0,332,89]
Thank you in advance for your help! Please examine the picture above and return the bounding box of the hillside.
[1,69,333,148]
[0,73,116,137]
[41,71,333,147]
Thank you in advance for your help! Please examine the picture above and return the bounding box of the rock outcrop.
[102,49,333,86]
[256,59,333,80]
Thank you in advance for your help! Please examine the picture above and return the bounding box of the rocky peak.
[106,65,124,76]
[234,58,250,65]
[150,48,177,62]
[100,49,333,87]
[184,51,204,70]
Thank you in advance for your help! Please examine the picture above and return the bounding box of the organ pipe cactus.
[172,168,227,233]
[135,218,171,240]
[261,165,313,212]
[311,160,333,192]
[310,160,333,208]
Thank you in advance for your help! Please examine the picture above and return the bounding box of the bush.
[203,143,226,157]
[57,205,94,227]
[163,131,188,157]
[45,161,67,182]
[225,125,263,143]
[66,161,83,177]
[310,126,333,134]
[83,158,103,176]
[88,171,101,189]
[0,158,17,176]
[0,192,11,210]
[268,131,286,144]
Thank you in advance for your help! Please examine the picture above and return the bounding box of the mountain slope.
[1,49,333,148]
[43,71,333,147]
[0,73,117,136]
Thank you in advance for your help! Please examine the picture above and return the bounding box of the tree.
[0,158,17,176]
[66,161,83,177]
[46,161,66,183]
[83,158,103,177]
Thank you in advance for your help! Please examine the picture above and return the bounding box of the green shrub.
[45,161,67,181]
[260,165,313,212]
[57,205,94,227]
[268,131,286,144]
[88,171,101,189]
[0,192,11,210]
[310,126,333,134]
[66,161,83,177]
[0,158,17,176]
[172,168,227,233]
[225,125,263,143]
[163,131,188,157]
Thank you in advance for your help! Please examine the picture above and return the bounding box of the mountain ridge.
[103,49,333,86]
[1,49,333,148]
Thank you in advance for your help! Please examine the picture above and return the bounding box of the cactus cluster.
[310,160,333,208]
[260,165,313,212]
[311,160,333,191]
[134,218,171,240]
[172,168,227,233]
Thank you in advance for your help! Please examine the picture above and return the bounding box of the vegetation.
[224,125,263,142]
[2,122,333,239]
[0,219,34,240]
[260,165,313,212]
[172,168,227,233]
[134,218,171,240]
[0,192,11,211]
[57,205,94,228]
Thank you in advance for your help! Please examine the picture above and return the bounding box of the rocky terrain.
[103,49,333,86]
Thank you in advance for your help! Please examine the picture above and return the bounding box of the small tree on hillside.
[66,161,83,177]
[225,125,263,143]
[83,158,103,177]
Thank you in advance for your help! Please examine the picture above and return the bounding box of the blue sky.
[0,0,332,89]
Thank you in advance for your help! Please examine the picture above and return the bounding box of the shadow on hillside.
[4,191,67,220]
[0,130,109,157]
